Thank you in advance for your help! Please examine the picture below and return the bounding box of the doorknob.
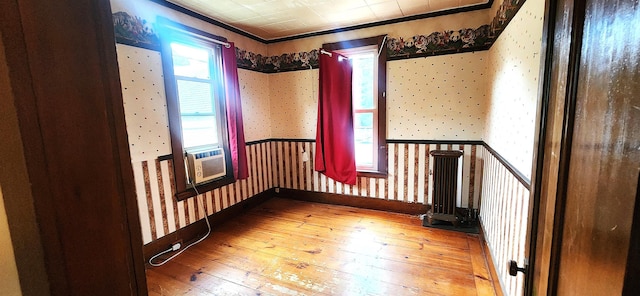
[509,260,527,276]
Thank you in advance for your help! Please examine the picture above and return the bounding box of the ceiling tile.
[365,0,394,4]
[322,6,377,25]
[396,0,430,16]
[428,0,462,12]
[368,1,403,19]
[168,0,488,40]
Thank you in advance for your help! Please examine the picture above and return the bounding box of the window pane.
[354,112,374,167]
[171,42,211,79]
[181,115,218,149]
[176,80,214,114]
[351,53,375,110]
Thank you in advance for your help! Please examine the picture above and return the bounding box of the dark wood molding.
[157,154,173,161]
[115,37,160,51]
[322,35,386,51]
[269,138,316,143]
[101,1,149,294]
[144,188,275,263]
[386,45,492,61]
[2,0,146,294]
[276,188,428,215]
[175,177,236,201]
[245,139,274,145]
[548,0,586,294]
[386,139,484,145]
[526,0,557,293]
[482,142,531,190]
[623,172,640,295]
[1,1,52,294]
[262,139,530,191]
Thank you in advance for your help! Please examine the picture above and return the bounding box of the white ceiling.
[167,0,490,41]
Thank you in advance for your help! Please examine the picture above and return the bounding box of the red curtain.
[315,50,357,185]
[222,42,249,180]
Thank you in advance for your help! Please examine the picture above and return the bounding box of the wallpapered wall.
[387,52,488,139]
[268,52,489,140]
[269,70,318,139]
[238,70,271,142]
[117,46,171,162]
[485,0,543,180]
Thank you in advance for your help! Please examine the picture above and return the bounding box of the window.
[159,20,234,200]
[170,42,222,150]
[323,36,387,176]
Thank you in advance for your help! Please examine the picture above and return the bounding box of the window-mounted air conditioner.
[186,147,226,184]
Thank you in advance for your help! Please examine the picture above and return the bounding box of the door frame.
[526,0,586,294]
[0,0,147,294]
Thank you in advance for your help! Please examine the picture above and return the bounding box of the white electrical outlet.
[301,151,309,162]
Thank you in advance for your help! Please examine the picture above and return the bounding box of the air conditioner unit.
[186,147,226,184]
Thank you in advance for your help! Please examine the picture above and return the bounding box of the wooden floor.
[146,197,497,295]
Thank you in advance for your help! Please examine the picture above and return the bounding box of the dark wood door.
[537,0,640,294]
[1,0,146,295]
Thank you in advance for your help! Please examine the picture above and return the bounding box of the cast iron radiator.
[426,150,463,226]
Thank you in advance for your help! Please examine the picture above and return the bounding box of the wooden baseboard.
[276,188,429,215]
[478,220,505,296]
[143,188,275,264]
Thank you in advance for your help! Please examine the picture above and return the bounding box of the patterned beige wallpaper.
[238,69,271,142]
[269,69,319,139]
[387,52,488,140]
[485,0,544,179]
[116,44,172,162]
[268,52,488,140]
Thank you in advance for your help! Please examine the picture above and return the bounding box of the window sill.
[175,176,235,201]
[357,170,387,178]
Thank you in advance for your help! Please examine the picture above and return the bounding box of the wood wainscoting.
[146,197,499,295]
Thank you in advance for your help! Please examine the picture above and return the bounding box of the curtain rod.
[165,24,232,48]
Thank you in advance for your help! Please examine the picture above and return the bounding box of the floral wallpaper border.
[112,0,525,73]
[113,11,160,51]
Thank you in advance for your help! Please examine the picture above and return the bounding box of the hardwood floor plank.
[173,248,314,295]
[255,199,470,248]
[207,228,475,295]
[146,197,495,296]
[152,258,260,295]
[191,235,423,295]
[467,235,497,296]
[227,211,473,273]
